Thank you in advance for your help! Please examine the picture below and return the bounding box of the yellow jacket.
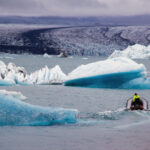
[133,95,140,102]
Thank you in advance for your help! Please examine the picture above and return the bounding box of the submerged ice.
[0,90,78,126]
[65,57,147,88]
[109,44,150,59]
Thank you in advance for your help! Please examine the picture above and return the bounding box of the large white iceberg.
[65,57,146,88]
[109,44,150,59]
[66,57,146,80]
[0,60,66,85]
[0,90,78,126]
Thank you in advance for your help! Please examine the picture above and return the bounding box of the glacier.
[64,57,148,88]
[109,44,150,59]
[0,60,66,85]
[0,90,78,126]
[1,25,150,56]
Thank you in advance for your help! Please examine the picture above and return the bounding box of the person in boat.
[131,93,143,110]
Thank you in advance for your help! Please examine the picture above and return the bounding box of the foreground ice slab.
[0,60,66,85]
[0,90,78,126]
[65,57,146,88]
[109,44,150,59]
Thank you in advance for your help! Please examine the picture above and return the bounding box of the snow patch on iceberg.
[109,44,150,59]
[65,57,146,88]
[0,90,78,126]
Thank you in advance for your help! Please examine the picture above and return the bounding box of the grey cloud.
[53,0,107,8]
[0,0,150,16]
[0,0,45,15]
[0,0,36,9]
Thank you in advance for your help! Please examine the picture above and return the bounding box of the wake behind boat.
[126,97,149,111]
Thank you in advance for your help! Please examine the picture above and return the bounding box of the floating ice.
[0,90,78,126]
[65,57,146,88]
[0,56,14,59]
[0,61,27,85]
[0,89,26,100]
[0,60,66,85]
[121,77,150,89]
[82,57,88,60]
[57,52,68,58]
[43,53,52,58]
[109,44,150,59]
[29,65,66,85]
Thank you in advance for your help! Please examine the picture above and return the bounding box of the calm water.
[0,54,150,150]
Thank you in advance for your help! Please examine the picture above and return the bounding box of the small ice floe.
[57,51,68,58]
[82,57,88,60]
[0,56,14,60]
[0,89,27,100]
[43,53,52,58]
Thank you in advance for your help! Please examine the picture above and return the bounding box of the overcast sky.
[0,0,150,16]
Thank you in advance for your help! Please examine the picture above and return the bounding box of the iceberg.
[121,77,150,89]
[0,60,66,85]
[43,53,52,58]
[0,90,78,126]
[28,65,66,85]
[0,61,27,85]
[0,89,27,100]
[57,52,68,58]
[109,44,150,59]
[64,57,146,88]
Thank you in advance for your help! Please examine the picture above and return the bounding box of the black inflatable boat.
[126,97,148,111]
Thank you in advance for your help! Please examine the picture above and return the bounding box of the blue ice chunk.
[65,68,145,88]
[0,94,78,126]
[121,77,150,89]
